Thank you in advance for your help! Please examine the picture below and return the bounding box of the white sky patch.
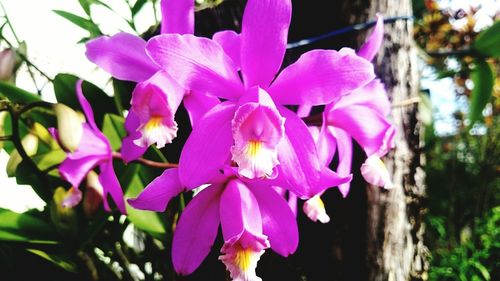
[0,0,159,212]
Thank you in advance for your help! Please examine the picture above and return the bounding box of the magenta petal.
[276,106,321,198]
[317,167,353,195]
[172,184,223,275]
[357,15,384,61]
[240,0,291,88]
[121,135,147,163]
[213,30,241,69]
[315,121,337,166]
[76,80,99,131]
[59,155,102,188]
[146,34,243,99]
[250,185,298,256]
[183,92,220,127]
[335,79,391,116]
[128,168,183,212]
[178,102,235,189]
[328,105,395,157]
[85,33,158,82]
[269,49,375,105]
[98,160,126,214]
[331,127,353,197]
[121,112,147,163]
[160,0,194,35]
[220,180,263,243]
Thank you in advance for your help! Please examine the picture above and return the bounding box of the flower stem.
[112,152,178,169]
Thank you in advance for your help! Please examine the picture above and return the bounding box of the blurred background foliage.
[0,0,498,280]
[413,0,499,280]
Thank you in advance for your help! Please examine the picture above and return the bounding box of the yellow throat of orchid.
[144,116,163,132]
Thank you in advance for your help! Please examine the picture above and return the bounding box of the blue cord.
[286,16,414,49]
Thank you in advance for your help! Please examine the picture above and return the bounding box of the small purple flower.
[54,80,126,214]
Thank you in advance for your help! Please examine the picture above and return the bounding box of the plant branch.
[112,152,178,169]
[6,103,51,201]
[0,135,12,141]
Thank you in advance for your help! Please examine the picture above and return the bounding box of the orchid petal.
[98,160,126,214]
[250,185,298,256]
[66,125,109,160]
[183,92,220,127]
[358,15,384,61]
[76,80,98,131]
[146,34,243,99]
[276,106,321,198]
[361,155,394,189]
[172,184,223,275]
[327,105,395,157]
[316,121,337,166]
[213,30,241,69]
[220,180,263,243]
[334,79,391,116]
[85,33,158,82]
[59,155,102,188]
[121,112,147,163]
[269,49,375,105]
[131,71,185,148]
[240,0,291,88]
[160,0,194,35]
[331,127,353,197]
[178,102,235,189]
[128,168,183,212]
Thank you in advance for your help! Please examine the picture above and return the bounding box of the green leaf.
[131,0,148,16]
[78,0,113,16]
[78,0,92,15]
[102,114,126,151]
[112,78,135,112]
[0,208,58,244]
[52,74,118,127]
[0,80,41,103]
[27,249,77,273]
[31,149,66,175]
[121,164,166,239]
[469,59,494,125]
[53,10,102,37]
[473,20,500,58]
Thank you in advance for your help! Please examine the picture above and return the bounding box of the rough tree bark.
[342,1,429,280]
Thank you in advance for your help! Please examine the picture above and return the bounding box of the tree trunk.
[345,1,429,281]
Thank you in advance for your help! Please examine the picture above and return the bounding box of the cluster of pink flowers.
[55,0,395,280]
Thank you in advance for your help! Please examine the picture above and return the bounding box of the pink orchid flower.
[85,0,218,162]
[299,16,396,222]
[128,166,301,280]
[145,0,375,198]
[53,80,126,214]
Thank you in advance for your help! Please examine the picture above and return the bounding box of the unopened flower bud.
[0,48,16,81]
[61,187,83,208]
[360,155,394,189]
[6,133,39,176]
[83,171,103,218]
[50,187,78,236]
[54,103,83,152]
